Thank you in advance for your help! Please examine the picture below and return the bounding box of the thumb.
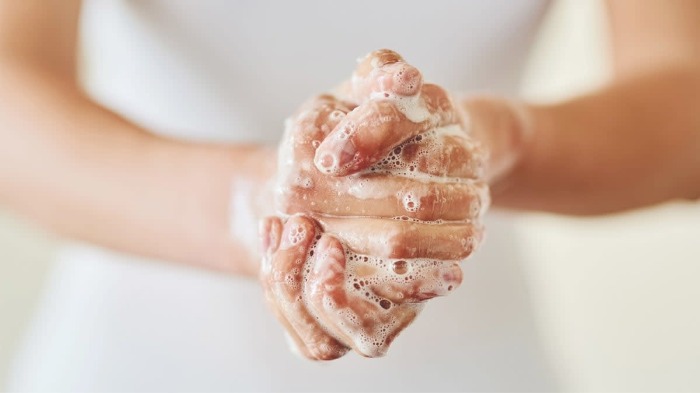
[350,49,423,104]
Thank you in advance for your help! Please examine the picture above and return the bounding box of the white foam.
[331,246,459,356]
[359,124,474,184]
[287,224,306,246]
[401,192,420,212]
[371,92,432,123]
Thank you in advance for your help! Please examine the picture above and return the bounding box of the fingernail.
[313,236,346,277]
[392,64,422,96]
[315,153,336,172]
[315,144,357,174]
[259,219,271,255]
[335,142,358,171]
[279,217,308,250]
[372,49,401,68]
[313,236,332,274]
[259,218,278,273]
[315,141,357,174]
[259,217,282,256]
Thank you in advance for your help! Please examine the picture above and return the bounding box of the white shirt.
[9,1,556,391]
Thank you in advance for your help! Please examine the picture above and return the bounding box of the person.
[1,0,698,391]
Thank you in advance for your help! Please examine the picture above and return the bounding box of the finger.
[318,216,483,260]
[259,216,283,273]
[290,95,354,139]
[350,49,423,103]
[314,84,460,176]
[305,234,421,358]
[283,95,353,159]
[277,175,490,222]
[278,95,353,191]
[259,217,314,358]
[264,215,349,360]
[368,126,487,180]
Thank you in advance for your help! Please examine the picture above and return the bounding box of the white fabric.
[8,1,556,391]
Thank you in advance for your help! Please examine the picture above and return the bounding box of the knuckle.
[456,239,475,259]
[457,226,480,258]
[414,187,443,220]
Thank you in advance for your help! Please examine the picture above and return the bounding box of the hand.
[261,49,489,359]
[277,49,489,225]
[259,215,463,360]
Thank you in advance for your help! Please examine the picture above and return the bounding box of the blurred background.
[1,0,699,391]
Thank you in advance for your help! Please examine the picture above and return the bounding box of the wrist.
[160,142,275,277]
[458,95,535,187]
[222,145,277,276]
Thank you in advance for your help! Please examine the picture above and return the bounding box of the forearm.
[0,58,273,275]
[485,65,700,215]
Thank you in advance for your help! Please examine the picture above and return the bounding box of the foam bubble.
[401,192,420,212]
[291,231,465,357]
[288,225,306,245]
[360,124,475,183]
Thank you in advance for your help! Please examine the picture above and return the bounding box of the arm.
[479,0,700,215]
[0,0,274,275]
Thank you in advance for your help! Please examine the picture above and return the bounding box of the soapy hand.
[260,50,489,360]
[259,214,464,360]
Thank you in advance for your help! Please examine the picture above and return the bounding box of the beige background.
[1,0,699,391]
